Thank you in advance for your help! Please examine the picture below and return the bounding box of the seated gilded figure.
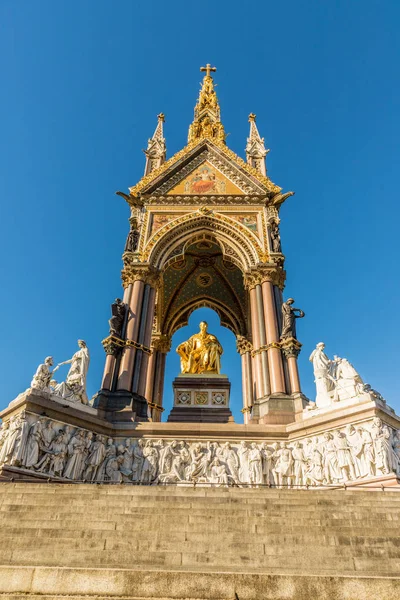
[177,321,223,375]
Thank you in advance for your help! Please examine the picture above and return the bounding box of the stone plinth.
[168,373,233,423]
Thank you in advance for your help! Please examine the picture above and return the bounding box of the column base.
[250,393,297,425]
[93,389,149,423]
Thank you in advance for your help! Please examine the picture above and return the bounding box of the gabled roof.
[129,137,281,198]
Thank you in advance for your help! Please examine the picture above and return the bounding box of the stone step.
[2,482,399,501]
[2,566,400,600]
[4,546,399,573]
[4,526,399,550]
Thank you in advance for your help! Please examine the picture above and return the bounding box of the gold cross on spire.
[200,64,216,77]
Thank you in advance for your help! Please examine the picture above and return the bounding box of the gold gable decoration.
[167,161,244,195]
[128,138,281,198]
[187,64,226,144]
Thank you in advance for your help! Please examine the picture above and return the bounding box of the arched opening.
[162,307,243,423]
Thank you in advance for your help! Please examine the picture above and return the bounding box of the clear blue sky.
[1,1,399,423]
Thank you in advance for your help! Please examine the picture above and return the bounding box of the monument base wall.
[0,482,400,599]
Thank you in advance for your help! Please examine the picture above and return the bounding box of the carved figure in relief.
[345,425,365,478]
[392,431,400,476]
[106,455,124,483]
[260,442,273,485]
[280,298,305,341]
[23,417,46,468]
[141,440,158,483]
[322,432,341,484]
[131,439,145,482]
[177,321,223,375]
[357,427,375,477]
[274,442,294,488]
[42,420,56,449]
[292,441,306,487]
[222,442,239,481]
[333,431,356,481]
[109,299,126,338]
[160,440,179,475]
[248,443,263,486]
[0,422,10,464]
[306,446,324,486]
[54,340,90,405]
[47,432,68,477]
[30,357,59,393]
[309,343,334,407]
[63,430,87,480]
[210,458,229,485]
[83,434,107,481]
[96,438,117,482]
[6,413,29,467]
[371,418,395,475]
[238,441,249,484]
[119,438,134,478]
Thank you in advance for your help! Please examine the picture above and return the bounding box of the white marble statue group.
[0,413,399,487]
[309,342,384,408]
[29,340,90,405]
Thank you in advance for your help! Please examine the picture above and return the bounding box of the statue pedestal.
[167,374,234,423]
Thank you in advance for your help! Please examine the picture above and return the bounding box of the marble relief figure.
[0,412,399,488]
[177,321,223,375]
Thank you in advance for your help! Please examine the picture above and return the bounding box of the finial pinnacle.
[248,113,256,122]
[157,113,165,122]
[200,64,216,78]
[188,65,225,144]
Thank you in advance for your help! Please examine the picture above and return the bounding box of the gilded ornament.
[176,321,223,375]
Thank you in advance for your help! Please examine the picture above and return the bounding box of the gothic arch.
[165,297,245,338]
[145,213,263,272]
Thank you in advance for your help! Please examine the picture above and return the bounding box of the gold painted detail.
[101,336,152,356]
[195,392,208,405]
[121,262,160,289]
[244,266,286,291]
[147,401,165,412]
[128,138,281,198]
[280,337,302,359]
[101,336,125,356]
[236,335,253,355]
[151,335,172,354]
[125,339,152,356]
[142,209,264,266]
[241,406,252,413]
[187,64,225,144]
[177,321,223,375]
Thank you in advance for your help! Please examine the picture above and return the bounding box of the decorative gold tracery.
[142,211,266,270]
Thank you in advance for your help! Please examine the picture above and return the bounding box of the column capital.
[244,265,286,291]
[101,335,125,356]
[121,261,161,289]
[280,337,302,359]
[152,334,172,354]
[236,335,253,355]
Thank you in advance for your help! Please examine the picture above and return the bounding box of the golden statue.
[177,321,223,375]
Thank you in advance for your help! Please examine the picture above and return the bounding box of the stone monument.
[0,65,398,491]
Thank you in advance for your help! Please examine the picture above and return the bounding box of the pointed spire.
[144,113,166,176]
[188,64,226,144]
[245,113,269,176]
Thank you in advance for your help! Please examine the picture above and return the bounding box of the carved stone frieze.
[1,412,399,488]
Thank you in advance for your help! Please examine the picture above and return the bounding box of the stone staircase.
[0,482,400,599]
